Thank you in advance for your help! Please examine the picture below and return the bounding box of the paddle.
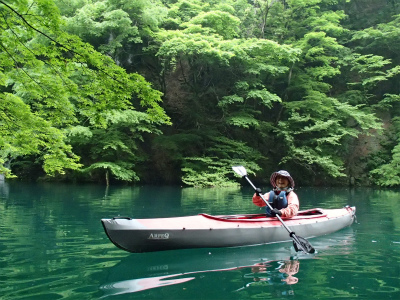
[232,165,315,254]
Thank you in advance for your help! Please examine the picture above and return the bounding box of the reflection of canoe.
[100,228,355,297]
[101,206,356,253]
[100,275,195,297]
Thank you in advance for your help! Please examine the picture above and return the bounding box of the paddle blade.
[232,166,247,177]
[292,235,315,254]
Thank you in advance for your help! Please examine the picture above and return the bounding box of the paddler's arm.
[279,192,299,218]
[252,191,270,207]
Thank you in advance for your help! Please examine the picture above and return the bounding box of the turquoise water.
[0,181,399,299]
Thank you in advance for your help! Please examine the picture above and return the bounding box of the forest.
[1,0,400,187]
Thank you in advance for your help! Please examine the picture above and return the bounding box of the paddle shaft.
[242,175,308,252]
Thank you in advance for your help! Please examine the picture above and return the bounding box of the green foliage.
[351,14,400,55]
[0,93,81,176]
[0,0,170,181]
[370,117,400,186]
[376,94,400,110]
[66,109,165,183]
[279,90,381,176]
[181,136,261,187]
[156,30,234,65]
[370,144,400,186]
[81,161,139,182]
[60,0,168,55]
[65,2,141,54]
[184,10,240,39]
[166,0,208,23]
[3,0,400,186]
[226,113,260,129]
[150,0,389,185]
[182,157,240,188]
[347,54,394,89]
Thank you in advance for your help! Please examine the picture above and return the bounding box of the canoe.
[101,206,356,253]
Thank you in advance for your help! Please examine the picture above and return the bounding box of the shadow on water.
[99,227,355,298]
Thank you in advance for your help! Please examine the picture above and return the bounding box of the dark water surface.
[1,181,400,300]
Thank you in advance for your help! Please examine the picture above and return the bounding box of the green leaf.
[81,162,139,181]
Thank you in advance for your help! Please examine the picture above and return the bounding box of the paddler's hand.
[255,188,262,196]
[272,208,282,216]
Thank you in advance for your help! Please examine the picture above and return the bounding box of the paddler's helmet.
[270,170,295,189]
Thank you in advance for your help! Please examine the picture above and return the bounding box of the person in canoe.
[252,170,299,218]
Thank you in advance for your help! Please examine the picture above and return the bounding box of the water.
[1,181,400,300]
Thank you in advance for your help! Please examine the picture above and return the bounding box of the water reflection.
[100,227,355,297]
[0,180,9,199]
[280,260,300,284]
[245,260,300,285]
[100,259,300,298]
[100,274,195,296]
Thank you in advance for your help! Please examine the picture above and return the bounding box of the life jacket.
[266,190,289,216]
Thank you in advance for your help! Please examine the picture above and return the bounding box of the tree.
[350,14,400,186]
[0,0,170,181]
[4,0,399,186]
[138,0,383,185]
[251,0,383,182]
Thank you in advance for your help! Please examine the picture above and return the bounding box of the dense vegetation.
[1,0,400,187]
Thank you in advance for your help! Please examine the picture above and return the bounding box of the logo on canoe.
[148,233,170,240]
